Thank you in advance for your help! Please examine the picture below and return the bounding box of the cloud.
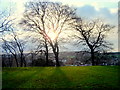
[77,5,117,25]
[76,5,97,18]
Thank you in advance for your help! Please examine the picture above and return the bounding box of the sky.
[0,0,119,52]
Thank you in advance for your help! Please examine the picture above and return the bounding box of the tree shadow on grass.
[2,67,46,88]
[47,67,73,88]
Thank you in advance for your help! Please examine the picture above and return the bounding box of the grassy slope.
[2,66,120,88]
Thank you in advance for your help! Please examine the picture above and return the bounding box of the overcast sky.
[0,0,119,52]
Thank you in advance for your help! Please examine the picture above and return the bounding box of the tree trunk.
[10,57,13,67]
[55,52,60,66]
[20,53,24,67]
[45,41,49,66]
[31,53,33,67]
[8,56,11,67]
[23,57,26,67]
[20,56,23,67]
[55,45,60,66]
[51,42,60,66]
[91,49,95,66]
[14,55,18,67]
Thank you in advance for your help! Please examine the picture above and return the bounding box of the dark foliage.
[32,58,55,66]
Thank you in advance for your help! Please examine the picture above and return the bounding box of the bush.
[32,58,55,66]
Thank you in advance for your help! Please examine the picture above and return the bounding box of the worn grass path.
[2,66,120,89]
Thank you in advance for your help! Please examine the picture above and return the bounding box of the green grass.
[2,66,120,89]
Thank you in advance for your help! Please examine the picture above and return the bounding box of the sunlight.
[48,30,57,41]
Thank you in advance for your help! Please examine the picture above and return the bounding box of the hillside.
[2,66,120,89]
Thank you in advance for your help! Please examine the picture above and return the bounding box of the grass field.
[2,66,120,89]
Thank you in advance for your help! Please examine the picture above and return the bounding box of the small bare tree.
[2,25,27,67]
[13,32,26,67]
[2,38,19,67]
[73,18,114,65]
[0,10,27,67]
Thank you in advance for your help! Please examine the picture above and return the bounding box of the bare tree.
[12,32,26,67]
[2,39,18,67]
[20,1,77,66]
[0,11,18,67]
[73,18,114,65]
[2,27,27,67]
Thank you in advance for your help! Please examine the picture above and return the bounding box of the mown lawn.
[2,66,120,89]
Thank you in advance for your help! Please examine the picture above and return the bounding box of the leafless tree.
[2,39,19,67]
[13,32,26,67]
[20,1,77,66]
[1,10,27,67]
[73,18,114,65]
[2,27,27,67]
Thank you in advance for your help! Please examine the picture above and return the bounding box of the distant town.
[1,51,120,67]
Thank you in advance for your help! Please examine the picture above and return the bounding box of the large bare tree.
[73,18,114,65]
[20,1,76,66]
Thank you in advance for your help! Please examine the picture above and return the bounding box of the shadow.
[2,67,46,88]
[48,67,73,88]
